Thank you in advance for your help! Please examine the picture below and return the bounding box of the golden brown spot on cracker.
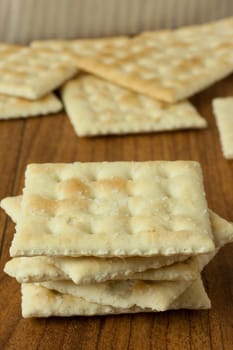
[58,179,90,198]
[94,177,127,192]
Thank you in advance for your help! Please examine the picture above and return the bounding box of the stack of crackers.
[1,161,233,317]
[0,17,232,147]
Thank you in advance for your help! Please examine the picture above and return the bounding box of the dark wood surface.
[0,75,232,350]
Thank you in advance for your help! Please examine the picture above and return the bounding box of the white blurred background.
[0,0,232,43]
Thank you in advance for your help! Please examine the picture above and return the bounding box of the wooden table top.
[0,75,232,350]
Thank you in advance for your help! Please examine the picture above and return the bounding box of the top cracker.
[10,161,214,257]
[33,17,233,102]
[0,47,77,99]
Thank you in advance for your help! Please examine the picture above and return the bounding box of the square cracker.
[0,47,77,100]
[41,17,233,103]
[3,199,233,283]
[61,74,206,137]
[40,279,191,311]
[21,278,210,317]
[212,97,233,159]
[4,255,197,284]
[9,161,214,257]
[0,93,62,120]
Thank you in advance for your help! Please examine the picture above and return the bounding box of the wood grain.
[0,75,232,350]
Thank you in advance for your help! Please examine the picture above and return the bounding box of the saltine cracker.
[61,74,206,136]
[212,97,233,159]
[9,161,214,257]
